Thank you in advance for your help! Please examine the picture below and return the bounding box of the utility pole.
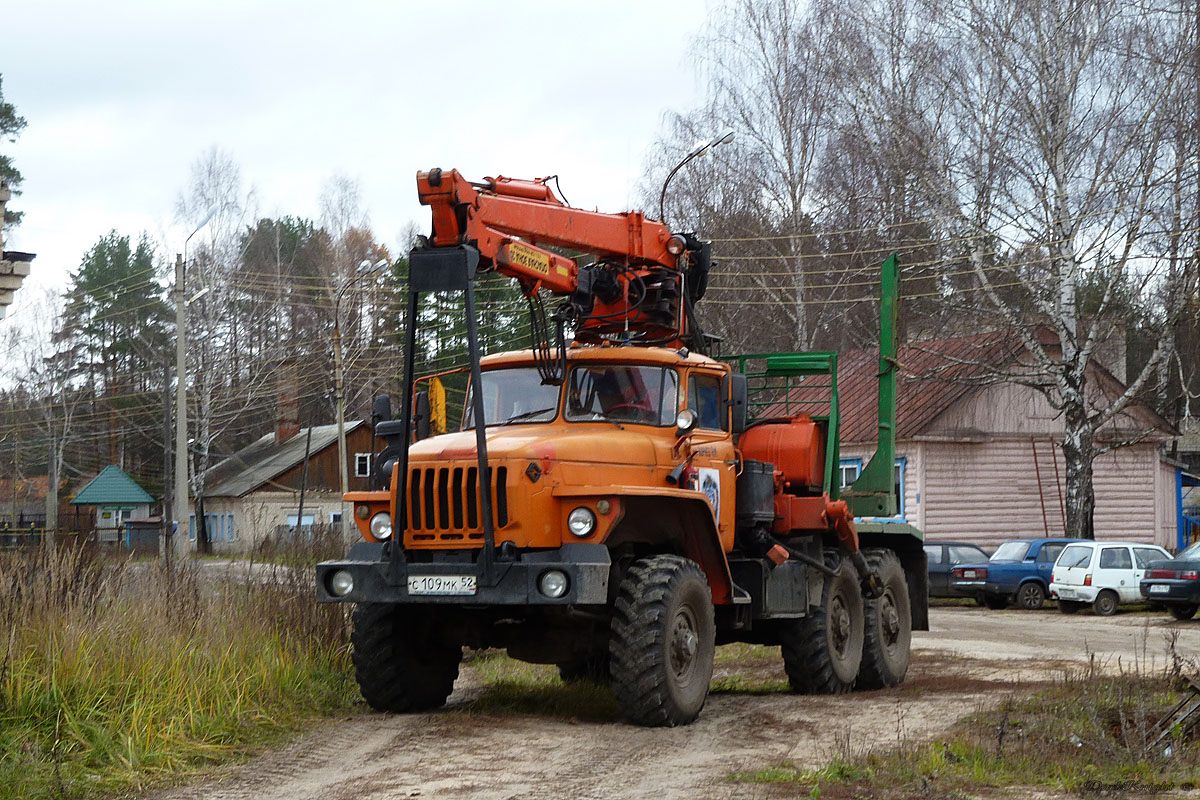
[162,359,172,563]
[173,253,188,561]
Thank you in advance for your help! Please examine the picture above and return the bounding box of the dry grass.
[0,540,356,800]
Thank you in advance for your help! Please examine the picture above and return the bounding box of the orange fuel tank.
[739,415,826,492]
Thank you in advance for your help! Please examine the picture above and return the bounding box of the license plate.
[408,575,477,596]
[1149,584,1170,594]
[962,570,978,579]
[1057,588,1075,599]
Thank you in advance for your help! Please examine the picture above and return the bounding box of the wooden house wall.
[268,426,379,492]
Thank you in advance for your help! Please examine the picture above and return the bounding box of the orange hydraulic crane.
[415,168,713,357]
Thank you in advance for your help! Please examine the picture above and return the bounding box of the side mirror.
[413,390,431,441]
[674,408,699,438]
[371,394,392,428]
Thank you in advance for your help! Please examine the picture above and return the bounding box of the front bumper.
[1139,580,1200,604]
[315,542,611,606]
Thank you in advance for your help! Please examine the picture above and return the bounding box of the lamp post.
[172,205,219,563]
[333,258,390,539]
[658,129,736,223]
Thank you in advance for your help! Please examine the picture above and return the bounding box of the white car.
[1050,541,1172,616]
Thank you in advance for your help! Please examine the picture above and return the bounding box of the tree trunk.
[1060,393,1096,540]
[45,435,58,532]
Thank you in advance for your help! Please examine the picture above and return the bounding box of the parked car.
[1139,540,1200,620]
[924,541,991,598]
[1049,541,1172,616]
[951,538,1084,610]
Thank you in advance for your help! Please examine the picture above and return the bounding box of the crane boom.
[415,168,712,349]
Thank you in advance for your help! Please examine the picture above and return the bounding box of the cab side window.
[688,374,724,430]
[1099,547,1132,569]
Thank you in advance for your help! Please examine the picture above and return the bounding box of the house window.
[188,513,195,541]
[841,456,907,521]
[354,453,372,478]
[838,459,862,490]
[286,513,315,529]
[226,513,235,542]
[330,511,342,526]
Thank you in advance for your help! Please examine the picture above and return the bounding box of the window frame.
[686,371,726,431]
[564,364,680,427]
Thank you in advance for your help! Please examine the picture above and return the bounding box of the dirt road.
[143,607,1200,800]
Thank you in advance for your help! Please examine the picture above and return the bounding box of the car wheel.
[1168,604,1199,621]
[1057,600,1082,614]
[351,603,462,712]
[1016,582,1045,610]
[1092,590,1119,617]
[983,595,1009,610]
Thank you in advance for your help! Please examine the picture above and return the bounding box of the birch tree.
[914,0,1197,538]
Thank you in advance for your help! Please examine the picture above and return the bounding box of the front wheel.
[1168,604,1199,621]
[609,555,715,727]
[350,604,462,712]
[780,551,864,694]
[1016,582,1045,610]
[857,549,912,690]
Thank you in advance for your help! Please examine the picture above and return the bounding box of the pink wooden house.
[832,332,1180,551]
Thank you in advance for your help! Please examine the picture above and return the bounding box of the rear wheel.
[609,555,715,727]
[1168,604,1199,621]
[351,603,462,712]
[983,595,1009,610]
[858,549,912,690]
[780,551,864,694]
[1092,590,1119,617]
[1057,600,1082,614]
[1016,582,1045,610]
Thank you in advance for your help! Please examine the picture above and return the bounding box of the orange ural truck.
[316,168,928,726]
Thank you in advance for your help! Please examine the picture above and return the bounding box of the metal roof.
[70,465,155,505]
[203,420,365,498]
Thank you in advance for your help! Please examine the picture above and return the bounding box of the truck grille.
[406,465,509,542]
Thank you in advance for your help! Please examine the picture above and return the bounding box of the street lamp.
[334,258,390,539]
[657,129,736,224]
[173,204,219,562]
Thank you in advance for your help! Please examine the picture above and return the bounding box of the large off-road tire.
[1092,590,1119,617]
[609,555,715,727]
[350,603,462,712]
[1168,603,1198,621]
[780,552,864,694]
[1016,582,1046,610]
[857,549,912,690]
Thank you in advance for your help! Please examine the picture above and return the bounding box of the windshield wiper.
[498,407,556,426]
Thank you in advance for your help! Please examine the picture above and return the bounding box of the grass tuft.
[0,540,357,800]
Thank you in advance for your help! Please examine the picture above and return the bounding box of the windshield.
[565,365,679,426]
[990,541,1031,562]
[463,367,562,428]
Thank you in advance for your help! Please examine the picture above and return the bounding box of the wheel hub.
[880,593,900,646]
[830,596,850,655]
[670,610,699,679]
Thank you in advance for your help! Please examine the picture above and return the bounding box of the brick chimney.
[276,360,300,444]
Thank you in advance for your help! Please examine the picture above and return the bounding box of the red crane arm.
[417,168,681,296]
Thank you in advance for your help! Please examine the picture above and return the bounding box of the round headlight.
[539,569,569,599]
[329,569,354,597]
[567,507,596,537]
[369,512,392,540]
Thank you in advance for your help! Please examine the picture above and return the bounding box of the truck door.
[685,370,736,549]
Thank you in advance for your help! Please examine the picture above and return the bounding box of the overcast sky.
[1,0,708,325]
